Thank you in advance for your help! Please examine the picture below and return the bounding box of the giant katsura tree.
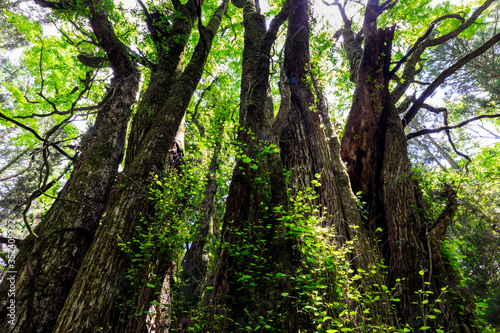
[334,0,500,330]
[208,0,297,330]
[1,0,499,332]
[0,0,229,331]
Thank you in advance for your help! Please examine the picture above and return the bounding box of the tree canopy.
[0,0,499,332]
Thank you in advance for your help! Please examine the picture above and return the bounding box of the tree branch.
[403,30,500,127]
[406,114,500,139]
[443,109,471,171]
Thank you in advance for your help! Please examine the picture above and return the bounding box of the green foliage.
[412,146,500,329]
[117,171,192,322]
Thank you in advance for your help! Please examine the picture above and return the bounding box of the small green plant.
[412,269,448,332]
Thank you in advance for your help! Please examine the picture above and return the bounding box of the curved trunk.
[0,3,139,332]
[52,3,228,330]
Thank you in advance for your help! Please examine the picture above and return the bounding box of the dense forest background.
[0,0,499,332]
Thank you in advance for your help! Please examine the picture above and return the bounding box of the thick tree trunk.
[208,1,295,331]
[125,0,200,166]
[279,2,391,327]
[0,2,139,332]
[339,2,479,330]
[51,2,228,331]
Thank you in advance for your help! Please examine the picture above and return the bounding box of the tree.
[0,0,499,332]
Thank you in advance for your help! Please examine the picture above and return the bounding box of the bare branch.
[443,109,471,171]
[390,23,435,78]
[391,0,495,103]
[403,30,500,127]
[406,114,500,139]
[14,105,101,119]
[0,112,45,142]
[425,0,494,48]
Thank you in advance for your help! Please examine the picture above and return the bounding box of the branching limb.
[425,0,494,48]
[327,0,362,82]
[0,112,45,141]
[391,0,495,103]
[14,104,101,119]
[406,114,500,139]
[443,109,471,171]
[67,19,98,45]
[403,30,500,127]
[390,23,435,78]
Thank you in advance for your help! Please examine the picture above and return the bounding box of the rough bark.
[279,2,391,327]
[0,1,139,331]
[125,0,200,166]
[208,1,295,330]
[340,22,394,196]
[279,0,345,228]
[51,2,228,331]
[339,1,482,330]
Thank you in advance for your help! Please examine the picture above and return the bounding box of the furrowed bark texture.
[0,2,139,332]
[340,22,394,196]
[279,2,390,325]
[209,0,295,330]
[52,2,228,331]
[125,0,200,166]
[339,1,481,330]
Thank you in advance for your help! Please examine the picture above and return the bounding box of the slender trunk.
[179,125,224,324]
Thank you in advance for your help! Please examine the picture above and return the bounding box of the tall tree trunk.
[125,0,200,166]
[279,1,390,326]
[339,1,478,330]
[177,123,224,331]
[208,1,295,330]
[0,2,139,331]
[51,2,228,331]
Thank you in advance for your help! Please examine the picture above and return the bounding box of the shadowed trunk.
[51,2,228,331]
[0,2,139,331]
[208,1,295,330]
[339,1,479,330]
